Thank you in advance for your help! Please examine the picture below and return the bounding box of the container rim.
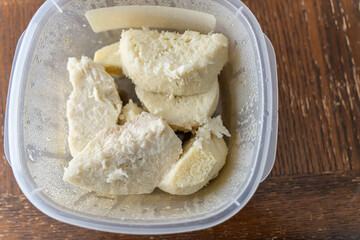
[4,0,277,234]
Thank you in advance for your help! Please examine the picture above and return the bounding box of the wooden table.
[1,0,359,239]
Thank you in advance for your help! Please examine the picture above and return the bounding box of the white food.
[94,42,124,77]
[63,113,182,195]
[67,56,122,157]
[118,99,144,125]
[136,79,219,131]
[119,29,229,96]
[85,6,216,33]
[159,116,230,195]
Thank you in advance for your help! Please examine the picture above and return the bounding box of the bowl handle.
[4,30,26,167]
[261,35,278,182]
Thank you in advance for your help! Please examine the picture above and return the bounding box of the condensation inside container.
[23,0,262,223]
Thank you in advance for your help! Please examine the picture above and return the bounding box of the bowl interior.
[20,0,263,225]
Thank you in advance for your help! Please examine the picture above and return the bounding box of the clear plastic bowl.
[4,0,278,234]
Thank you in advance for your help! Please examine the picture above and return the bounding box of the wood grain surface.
[0,0,359,239]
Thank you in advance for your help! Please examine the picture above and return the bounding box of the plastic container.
[4,0,278,234]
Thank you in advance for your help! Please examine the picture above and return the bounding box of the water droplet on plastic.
[265,78,269,82]
[242,40,246,45]
[264,110,269,117]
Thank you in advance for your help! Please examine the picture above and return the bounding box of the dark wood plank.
[0,172,359,239]
[242,0,360,176]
